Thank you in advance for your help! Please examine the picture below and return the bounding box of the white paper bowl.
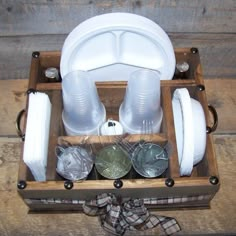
[191,98,206,166]
[172,88,206,176]
[172,88,194,176]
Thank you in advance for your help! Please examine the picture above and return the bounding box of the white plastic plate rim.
[60,13,175,81]
[60,27,175,81]
[62,13,172,53]
[173,88,194,176]
[191,98,207,165]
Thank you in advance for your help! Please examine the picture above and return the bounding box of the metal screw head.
[26,88,37,95]
[197,84,205,91]
[209,176,219,185]
[32,51,40,58]
[64,180,73,190]
[206,126,212,134]
[17,180,27,190]
[191,47,198,54]
[113,179,123,189]
[165,178,175,187]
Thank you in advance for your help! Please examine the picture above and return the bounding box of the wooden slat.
[35,79,197,91]
[28,55,40,89]
[0,0,235,36]
[0,79,235,137]
[0,33,235,80]
[58,134,167,147]
[46,90,63,180]
[0,135,235,234]
[195,78,219,177]
[0,35,65,81]
[0,80,28,136]
[26,199,210,213]
[171,33,236,79]
[161,86,180,177]
[204,79,236,134]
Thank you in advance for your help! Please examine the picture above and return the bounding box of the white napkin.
[23,92,51,181]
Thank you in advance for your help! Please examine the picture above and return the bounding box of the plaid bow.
[83,193,181,235]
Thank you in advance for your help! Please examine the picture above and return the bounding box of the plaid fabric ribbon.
[83,193,181,236]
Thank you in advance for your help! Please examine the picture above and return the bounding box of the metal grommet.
[113,179,123,189]
[32,51,40,58]
[190,47,198,54]
[17,180,27,190]
[165,178,175,187]
[209,176,219,185]
[64,180,73,190]
[197,84,205,91]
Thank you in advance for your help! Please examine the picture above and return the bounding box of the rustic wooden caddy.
[17,48,220,212]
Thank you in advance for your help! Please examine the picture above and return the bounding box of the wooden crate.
[17,48,220,212]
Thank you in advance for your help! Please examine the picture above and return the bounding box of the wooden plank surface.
[0,135,235,235]
[0,80,27,137]
[0,33,236,80]
[0,79,235,137]
[0,0,235,36]
[0,2,235,234]
[204,79,236,134]
[0,1,235,79]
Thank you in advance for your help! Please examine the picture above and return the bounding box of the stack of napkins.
[23,92,52,181]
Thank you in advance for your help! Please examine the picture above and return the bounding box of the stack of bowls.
[172,88,206,176]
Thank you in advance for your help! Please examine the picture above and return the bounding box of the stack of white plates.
[60,13,176,81]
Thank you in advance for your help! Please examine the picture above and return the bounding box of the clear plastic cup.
[62,70,106,135]
[119,69,163,134]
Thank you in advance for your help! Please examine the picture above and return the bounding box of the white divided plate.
[172,88,194,176]
[60,13,176,81]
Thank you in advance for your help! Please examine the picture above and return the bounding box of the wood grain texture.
[161,86,180,177]
[0,33,235,80]
[0,79,235,137]
[46,90,63,180]
[0,1,235,80]
[0,80,27,136]
[0,0,235,36]
[204,79,236,134]
[0,135,235,235]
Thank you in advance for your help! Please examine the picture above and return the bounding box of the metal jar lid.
[45,67,59,80]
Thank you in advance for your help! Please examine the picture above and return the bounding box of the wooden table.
[0,79,235,235]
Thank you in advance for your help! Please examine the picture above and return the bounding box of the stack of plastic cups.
[62,70,106,135]
[119,69,163,134]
